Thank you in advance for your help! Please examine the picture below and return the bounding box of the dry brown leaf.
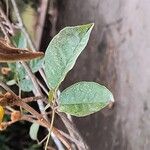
[0,38,44,62]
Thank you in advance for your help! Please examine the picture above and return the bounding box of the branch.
[35,0,49,49]
[0,21,10,40]
[10,0,35,50]
[0,6,14,35]
[21,61,46,114]
[57,112,88,150]
[0,81,71,149]
[10,0,49,92]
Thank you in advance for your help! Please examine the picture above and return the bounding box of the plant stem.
[35,0,49,49]
[36,78,49,95]
[10,0,35,50]
[0,81,71,149]
[57,112,88,150]
[21,61,46,115]
[0,6,14,35]
[45,131,51,150]
[0,21,10,41]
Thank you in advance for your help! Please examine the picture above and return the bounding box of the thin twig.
[6,0,9,17]
[22,96,45,103]
[36,78,49,96]
[0,6,14,35]
[45,131,51,150]
[6,106,16,112]
[15,62,66,149]
[10,0,49,91]
[45,103,56,149]
[57,112,88,150]
[0,81,16,95]
[38,133,49,145]
[35,0,49,49]
[10,0,35,50]
[59,129,84,148]
[23,112,71,149]
[39,68,49,89]
[21,61,46,115]
[9,3,64,142]
[11,0,49,90]
[48,0,58,37]
[0,5,51,141]
[10,0,49,89]
[10,0,48,94]
[0,21,10,40]
[0,81,71,149]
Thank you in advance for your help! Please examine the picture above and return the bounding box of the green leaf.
[6,79,16,86]
[29,58,44,73]
[58,82,113,117]
[44,23,94,89]
[8,63,16,72]
[8,32,27,83]
[11,31,27,49]
[8,32,43,92]
[19,78,33,92]
[29,123,40,141]
[16,63,26,80]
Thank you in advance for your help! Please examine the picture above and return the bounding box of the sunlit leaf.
[58,82,113,117]
[44,23,94,89]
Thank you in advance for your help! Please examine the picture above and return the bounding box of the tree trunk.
[57,0,150,150]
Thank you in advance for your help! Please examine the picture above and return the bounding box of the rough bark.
[57,0,150,150]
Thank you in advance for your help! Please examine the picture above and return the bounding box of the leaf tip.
[84,23,94,31]
[110,95,115,102]
[89,22,95,27]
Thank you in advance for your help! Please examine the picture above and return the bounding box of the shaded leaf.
[19,78,33,92]
[12,32,27,49]
[8,32,43,92]
[29,123,40,141]
[29,58,44,73]
[6,80,16,86]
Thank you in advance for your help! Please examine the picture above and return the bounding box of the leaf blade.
[44,23,94,89]
[58,82,113,117]
[29,123,40,141]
